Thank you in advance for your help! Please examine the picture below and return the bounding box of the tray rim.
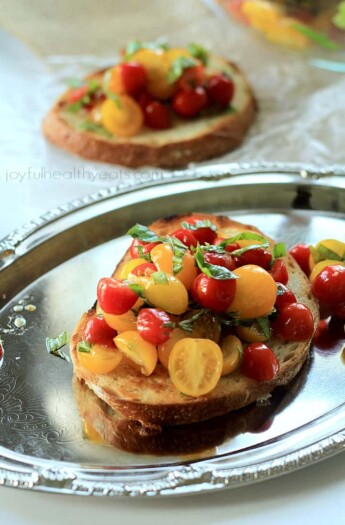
[1,161,345,497]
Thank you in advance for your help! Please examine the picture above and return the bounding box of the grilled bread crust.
[70,214,319,431]
[42,57,257,168]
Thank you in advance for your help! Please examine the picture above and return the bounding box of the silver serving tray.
[0,163,345,497]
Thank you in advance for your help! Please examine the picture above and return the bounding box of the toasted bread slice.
[42,55,256,168]
[70,214,319,431]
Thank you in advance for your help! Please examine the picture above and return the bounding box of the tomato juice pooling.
[77,216,316,398]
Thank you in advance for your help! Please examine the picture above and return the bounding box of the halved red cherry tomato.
[207,74,235,107]
[271,303,314,341]
[274,283,297,310]
[131,262,158,276]
[204,251,236,271]
[137,308,173,345]
[270,259,288,284]
[289,243,311,275]
[143,100,171,129]
[84,316,117,346]
[214,238,241,253]
[241,343,279,382]
[171,228,198,248]
[311,265,345,307]
[172,87,208,118]
[178,64,205,91]
[235,248,272,270]
[97,277,138,315]
[121,62,146,96]
[183,218,217,245]
[130,238,161,258]
[191,274,236,313]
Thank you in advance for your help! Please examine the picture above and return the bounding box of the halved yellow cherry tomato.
[227,264,277,319]
[78,344,123,375]
[220,335,242,376]
[309,259,345,283]
[101,96,143,137]
[115,258,148,280]
[236,321,268,342]
[157,328,187,369]
[150,244,197,289]
[140,274,189,315]
[103,309,137,332]
[168,338,223,397]
[114,331,157,376]
[309,239,345,271]
[130,48,175,99]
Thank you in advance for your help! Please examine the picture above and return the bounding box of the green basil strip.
[165,236,188,274]
[309,245,323,264]
[256,317,271,340]
[77,340,92,353]
[230,242,270,257]
[273,243,287,259]
[127,224,161,243]
[292,23,339,50]
[128,283,145,297]
[218,232,268,249]
[194,245,237,280]
[187,42,208,65]
[78,121,112,138]
[151,271,168,285]
[180,219,217,232]
[162,321,176,329]
[217,312,240,327]
[178,309,208,332]
[46,331,70,362]
[167,56,199,84]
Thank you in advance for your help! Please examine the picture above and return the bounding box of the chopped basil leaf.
[46,331,70,362]
[292,23,339,50]
[127,224,161,243]
[77,340,92,353]
[78,121,112,138]
[124,39,168,60]
[128,283,145,297]
[194,245,237,280]
[317,244,343,262]
[273,243,287,259]
[180,219,217,232]
[187,42,208,65]
[218,232,268,249]
[217,312,240,327]
[309,245,323,264]
[152,271,168,285]
[230,242,270,257]
[162,321,176,329]
[165,235,188,274]
[178,309,208,333]
[167,56,198,84]
[256,317,271,339]
[66,100,84,113]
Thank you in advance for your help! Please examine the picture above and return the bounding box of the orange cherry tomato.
[78,344,123,375]
[114,331,157,376]
[101,96,143,137]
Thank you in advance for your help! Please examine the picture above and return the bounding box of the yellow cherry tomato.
[236,321,269,342]
[101,96,143,137]
[115,258,148,280]
[130,48,175,99]
[78,343,123,375]
[168,338,223,397]
[150,243,197,289]
[309,260,345,283]
[114,331,157,376]
[242,0,281,33]
[107,65,125,95]
[227,265,277,319]
[266,18,309,49]
[309,239,345,271]
[220,335,242,376]
[103,309,137,332]
[157,327,187,369]
[142,275,189,315]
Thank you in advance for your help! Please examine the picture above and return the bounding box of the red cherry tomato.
[84,316,117,347]
[131,262,158,276]
[69,85,88,103]
[183,218,217,245]
[172,87,208,118]
[97,277,138,315]
[236,248,272,270]
[313,317,345,351]
[207,74,235,107]
[274,283,297,310]
[204,251,236,271]
[289,243,311,275]
[214,238,241,253]
[270,259,289,285]
[137,308,173,345]
[271,303,314,341]
[171,228,198,248]
[121,62,146,96]
[191,274,236,313]
[143,100,171,129]
[130,239,161,258]
[241,343,279,382]
[138,91,154,109]
[311,265,345,307]
[178,64,205,91]
[331,303,345,320]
